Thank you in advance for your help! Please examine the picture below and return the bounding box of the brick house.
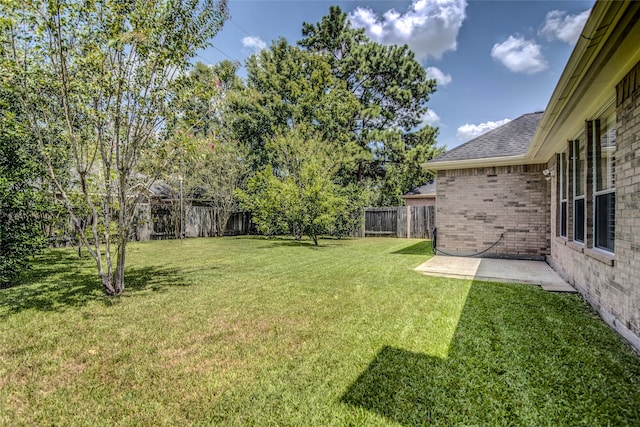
[426,0,640,351]
[402,181,436,208]
[427,112,547,259]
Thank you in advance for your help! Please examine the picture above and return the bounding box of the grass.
[1,236,639,426]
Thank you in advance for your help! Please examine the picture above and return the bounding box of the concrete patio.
[415,256,577,293]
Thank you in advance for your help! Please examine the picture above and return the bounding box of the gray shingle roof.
[429,112,543,164]
[402,180,436,197]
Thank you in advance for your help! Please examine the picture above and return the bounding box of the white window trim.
[572,138,585,243]
[592,116,616,254]
[559,152,568,238]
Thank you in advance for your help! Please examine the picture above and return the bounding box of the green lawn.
[1,237,639,426]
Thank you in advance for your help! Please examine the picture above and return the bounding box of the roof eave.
[401,194,436,199]
[423,154,535,172]
[528,1,638,161]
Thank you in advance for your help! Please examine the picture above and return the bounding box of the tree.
[185,137,250,236]
[237,130,349,245]
[1,0,228,295]
[164,61,249,236]
[229,38,359,171]
[0,86,55,286]
[299,6,441,202]
[169,60,243,139]
[370,126,444,206]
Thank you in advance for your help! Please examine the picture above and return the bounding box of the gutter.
[528,1,628,160]
[423,154,533,172]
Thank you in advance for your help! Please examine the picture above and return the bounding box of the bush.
[0,89,51,286]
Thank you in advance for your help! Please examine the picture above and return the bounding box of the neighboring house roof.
[402,180,436,199]
[149,181,173,198]
[428,112,543,167]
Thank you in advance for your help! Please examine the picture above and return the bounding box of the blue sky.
[197,0,595,150]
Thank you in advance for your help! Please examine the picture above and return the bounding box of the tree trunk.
[114,241,126,295]
[100,272,117,296]
[98,244,125,296]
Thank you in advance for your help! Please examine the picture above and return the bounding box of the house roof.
[528,0,640,161]
[402,180,436,199]
[428,112,543,166]
[423,1,640,172]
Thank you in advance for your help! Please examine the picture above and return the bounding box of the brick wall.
[436,164,549,259]
[405,197,435,207]
[615,60,640,338]
[548,60,640,349]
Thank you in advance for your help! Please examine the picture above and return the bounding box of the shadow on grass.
[257,237,338,249]
[391,240,432,255]
[341,281,640,425]
[0,250,192,318]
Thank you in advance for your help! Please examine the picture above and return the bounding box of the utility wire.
[210,45,241,64]
[195,45,243,69]
[229,17,253,38]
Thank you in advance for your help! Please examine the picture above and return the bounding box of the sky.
[197,0,595,150]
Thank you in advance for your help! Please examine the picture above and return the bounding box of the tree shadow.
[341,281,640,425]
[391,240,432,255]
[0,250,194,318]
[256,237,336,249]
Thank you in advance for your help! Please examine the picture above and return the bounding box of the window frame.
[572,137,585,244]
[559,151,568,238]
[592,111,616,253]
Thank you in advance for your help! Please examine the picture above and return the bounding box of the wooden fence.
[133,204,433,241]
[364,206,435,239]
[50,202,433,246]
[134,202,254,241]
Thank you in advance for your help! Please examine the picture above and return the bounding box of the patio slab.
[415,256,577,293]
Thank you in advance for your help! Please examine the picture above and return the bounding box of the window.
[573,136,585,243]
[593,111,616,252]
[559,151,567,237]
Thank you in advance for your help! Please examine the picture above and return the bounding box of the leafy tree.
[371,126,444,206]
[237,130,349,245]
[170,60,243,139]
[1,0,228,295]
[0,87,54,286]
[229,38,359,171]
[164,61,249,236]
[237,166,289,238]
[184,137,250,236]
[299,6,441,201]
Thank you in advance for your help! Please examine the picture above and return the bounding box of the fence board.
[365,207,398,236]
[409,205,435,239]
[363,206,435,238]
[133,202,254,241]
[101,203,434,243]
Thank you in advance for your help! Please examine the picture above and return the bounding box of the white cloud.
[421,109,441,125]
[426,67,452,86]
[539,9,590,44]
[348,0,467,61]
[491,36,548,74]
[242,36,266,52]
[457,118,511,141]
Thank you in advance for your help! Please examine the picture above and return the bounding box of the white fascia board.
[528,1,635,162]
[423,154,532,172]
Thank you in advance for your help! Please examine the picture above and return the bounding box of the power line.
[211,45,240,63]
[196,45,243,68]
[229,17,252,38]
